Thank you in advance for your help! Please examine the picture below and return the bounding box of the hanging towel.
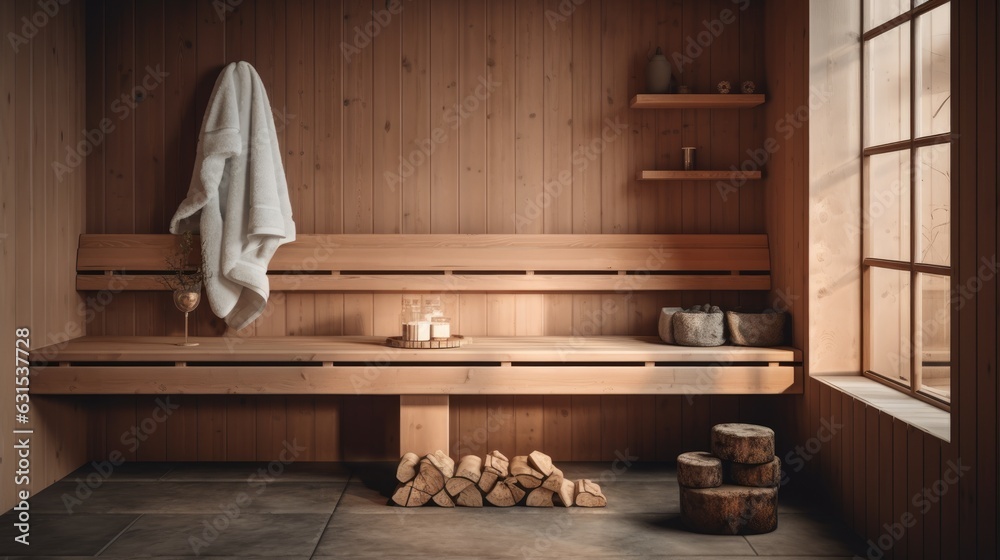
[169,61,295,331]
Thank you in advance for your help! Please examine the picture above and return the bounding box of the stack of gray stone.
[676,423,780,535]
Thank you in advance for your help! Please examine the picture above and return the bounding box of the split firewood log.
[411,452,455,496]
[478,450,510,493]
[484,450,510,475]
[391,481,432,507]
[396,452,420,483]
[485,477,525,507]
[455,484,484,507]
[426,450,456,478]
[432,489,455,508]
[446,454,483,496]
[541,466,565,493]
[574,479,608,507]
[477,469,500,493]
[510,455,545,489]
[525,487,555,507]
[556,478,575,507]
[527,450,555,476]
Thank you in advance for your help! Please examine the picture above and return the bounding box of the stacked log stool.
[677,423,780,535]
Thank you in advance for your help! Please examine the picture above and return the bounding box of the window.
[861,0,951,407]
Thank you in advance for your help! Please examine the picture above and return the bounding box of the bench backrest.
[76,234,771,292]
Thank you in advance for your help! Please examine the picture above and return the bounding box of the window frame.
[860,0,953,410]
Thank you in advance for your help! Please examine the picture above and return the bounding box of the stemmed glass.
[172,288,201,346]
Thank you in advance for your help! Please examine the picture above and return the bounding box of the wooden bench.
[32,233,800,456]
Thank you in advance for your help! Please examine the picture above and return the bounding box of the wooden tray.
[385,335,465,349]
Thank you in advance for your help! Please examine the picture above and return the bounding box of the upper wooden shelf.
[630,94,766,109]
[637,170,762,181]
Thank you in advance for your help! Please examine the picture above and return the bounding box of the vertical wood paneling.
[285,395,316,461]
[314,397,342,461]
[513,0,544,235]
[486,0,516,234]
[513,395,543,456]
[373,0,402,233]
[165,395,199,461]
[343,0,372,234]
[76,0,827,470]
[429,0,460,233]
[542,396,572,461]
[459,0,488,233]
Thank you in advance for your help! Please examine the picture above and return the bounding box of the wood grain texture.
[70,0,825,473]
[0,0,88,513]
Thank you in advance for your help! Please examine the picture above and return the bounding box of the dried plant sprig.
[158,231,209,292]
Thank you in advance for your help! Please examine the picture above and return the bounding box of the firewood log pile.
[392,449,606,508]
[677,423,780,535]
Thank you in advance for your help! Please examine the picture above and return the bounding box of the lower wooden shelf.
[637,170,762,181]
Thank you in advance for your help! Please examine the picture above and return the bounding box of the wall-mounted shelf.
[630,94,765,109]
[636,170,762,181]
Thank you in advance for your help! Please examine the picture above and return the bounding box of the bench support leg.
[399,395,450,457]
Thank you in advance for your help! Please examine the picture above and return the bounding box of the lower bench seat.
[30,335,801,396]
[31,335,800,456]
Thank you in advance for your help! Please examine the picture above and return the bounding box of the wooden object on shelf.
[386,335,464,349]
[630,93,765,109]
[636,170,762,181]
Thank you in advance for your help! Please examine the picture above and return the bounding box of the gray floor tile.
[99,514,328,557]
[66,461,176,482]
[315,511,756,557]
[28,481,345,514]
[745,513,863,557]
[335,480,680,515]
[160,462,350,482]
[0,513,138,556]
[557,461,678,483]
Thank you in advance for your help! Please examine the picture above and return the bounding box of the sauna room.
[1,0,996,557]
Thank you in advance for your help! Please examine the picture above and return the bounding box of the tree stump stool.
[677,423,780,535]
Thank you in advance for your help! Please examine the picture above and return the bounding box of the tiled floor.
[0,461,864,558]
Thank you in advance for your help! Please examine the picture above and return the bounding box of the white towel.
[169,61,295,331]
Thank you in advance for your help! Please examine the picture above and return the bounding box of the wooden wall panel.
[0,0,88,513]
[81,0,792,463]
[798,0,1000,557]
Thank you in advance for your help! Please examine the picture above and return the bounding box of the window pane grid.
[861,0,951,408]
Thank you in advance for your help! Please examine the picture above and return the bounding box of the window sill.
[813,375,951,442]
